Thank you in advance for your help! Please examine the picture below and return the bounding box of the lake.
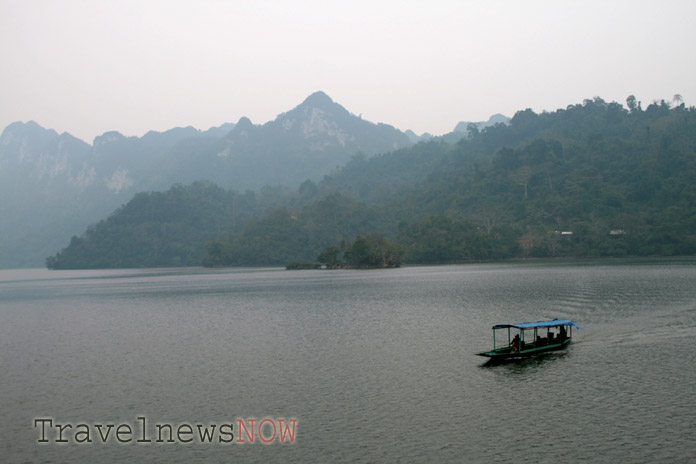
[1,260,695,463]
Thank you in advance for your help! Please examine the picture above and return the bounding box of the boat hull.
[476,338,572,360]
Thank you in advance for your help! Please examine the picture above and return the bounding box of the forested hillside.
[1,91,414,267]
[46,182,259,268]
[47,96,696,269]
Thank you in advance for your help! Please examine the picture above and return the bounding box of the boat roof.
[492,319,582,330]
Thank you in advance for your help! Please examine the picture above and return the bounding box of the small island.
[287,234,403,270]
[285,262,321,270]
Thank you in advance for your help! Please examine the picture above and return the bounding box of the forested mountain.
[46,96,696,269]
[0,120,233,267]
[318,97,696,259]
[45,182,259,269]
[1,91,418,267]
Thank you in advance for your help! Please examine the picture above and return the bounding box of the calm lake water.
[1,261,695,463]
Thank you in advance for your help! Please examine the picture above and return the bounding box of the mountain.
[405,129,433,143]
[0,121,234,267]
[1,92,416,267]
[47,97,696,269]
[1,121,93,268]
[44,181,260,269]
[203,98,696,265]
[438,113,511,144]
[161,91,413,188]
[452,113,511,133]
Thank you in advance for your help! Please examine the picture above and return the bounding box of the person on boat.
[511,334,520,352]
[559,326,567,341]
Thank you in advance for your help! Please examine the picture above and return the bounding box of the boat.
[476,319,582,361]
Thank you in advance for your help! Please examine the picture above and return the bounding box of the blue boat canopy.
[492,319,582,330]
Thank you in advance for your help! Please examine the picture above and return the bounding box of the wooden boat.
[476,319,581,361]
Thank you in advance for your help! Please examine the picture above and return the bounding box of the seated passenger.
[560,326,567,341]
[511,334,520,351]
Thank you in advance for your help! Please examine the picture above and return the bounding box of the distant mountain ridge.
[46,97,696,269]
[163,91,415,187]
[0,120,236,267]
[0,91,428,267]
[452,113,511,133]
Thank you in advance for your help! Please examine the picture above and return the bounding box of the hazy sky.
[2,0,695,143]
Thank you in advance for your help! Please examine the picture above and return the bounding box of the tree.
[317,245,341,267]
[510,165,533,199]
[626,95,638,113]
[466,122,480,138]
[344,236,372,266]
[343,234,403,268]
[298,179,319,198]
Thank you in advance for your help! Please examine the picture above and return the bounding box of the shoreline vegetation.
[45,96,696,270]
[287,234,403,270]
[286,254,696,271]
[31,254,696,273]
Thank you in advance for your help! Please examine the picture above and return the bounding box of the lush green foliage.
[313,234,403,268]
[396,216,520,263]
[201,194,385,266]
[318,96,696,260]
[3,92,412,268]
[46,182,258,269]
[49,96,696,268]
[285,261,321,270]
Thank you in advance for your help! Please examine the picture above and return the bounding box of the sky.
[1,0,695,143]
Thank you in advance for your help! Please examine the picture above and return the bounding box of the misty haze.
[2,1,696,463]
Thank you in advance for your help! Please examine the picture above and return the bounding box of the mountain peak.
[93,131,126,147]
[2,120,58,138]
[300,91,335,108]
[453,114,510,133]
[0,121,60,152]
[235,116,254,129]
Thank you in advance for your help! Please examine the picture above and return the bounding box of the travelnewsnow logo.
[33,416,298,445]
